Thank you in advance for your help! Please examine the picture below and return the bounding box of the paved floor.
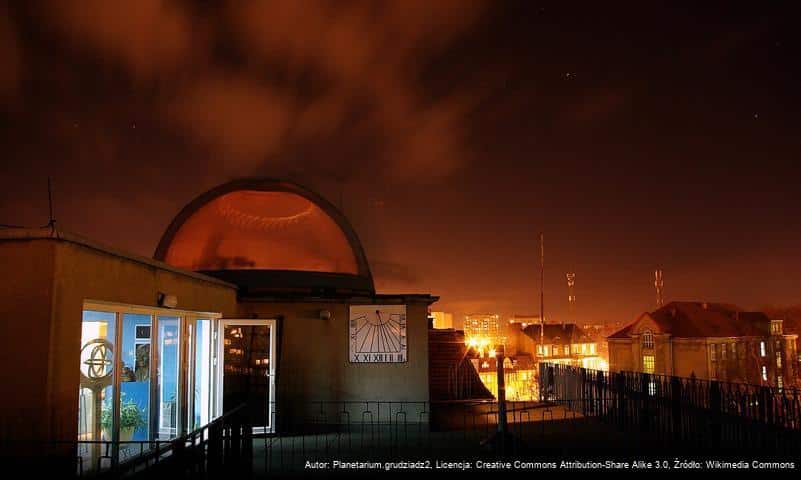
[250,404,659,476]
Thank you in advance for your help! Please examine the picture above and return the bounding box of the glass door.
[156,316,181,439]
[187,318,213,431]
[217,320,277,433]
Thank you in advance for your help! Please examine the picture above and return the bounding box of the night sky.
[2,1,800,327]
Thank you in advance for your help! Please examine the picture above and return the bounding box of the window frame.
[641,330,654,350]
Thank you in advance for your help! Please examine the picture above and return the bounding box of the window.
[78,302,221,471]
[771,320,783,336]
[537,344,543,356]
[776,351,782,369]
[121,314,152,442]
[777,375,783,390]
[721,345,727,361]
[190,319,213,430]
[761,365,768,382]
[760,341,766,357]
[564,345,570,355]
[589,343,597,354]
[642,354,655,374]
[79,311,116,443]
[642,330,654,349]
[710,344,716,361]
[552,345,559,356]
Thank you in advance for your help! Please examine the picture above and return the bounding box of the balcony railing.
[539,362,801,454]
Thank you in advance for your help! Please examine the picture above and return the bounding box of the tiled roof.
[608,301,772,339]
[522,323,592,344]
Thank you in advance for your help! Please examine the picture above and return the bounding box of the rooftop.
[608,301,780,339]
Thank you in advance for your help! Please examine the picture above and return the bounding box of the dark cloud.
[33,0,487,183]
[41,0,196,80]
[2,1,801,327]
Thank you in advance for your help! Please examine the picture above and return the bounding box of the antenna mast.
[47,177,56,235]
[655,269,664,307]
[539,233,544,346]
[566,272,575,326]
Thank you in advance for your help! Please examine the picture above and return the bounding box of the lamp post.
[496,344,508,440]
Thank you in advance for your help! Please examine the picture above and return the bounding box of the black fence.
[539,362,801,454]
[252,399,651,474]
[3,405,253,478]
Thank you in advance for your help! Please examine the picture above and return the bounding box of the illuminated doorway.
[217,319,277,434]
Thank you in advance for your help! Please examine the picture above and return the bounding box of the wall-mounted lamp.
[158,292,178,309]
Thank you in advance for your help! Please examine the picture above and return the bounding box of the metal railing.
[539,362,801,454]
[3,405,252,478]
[253,399,618,473]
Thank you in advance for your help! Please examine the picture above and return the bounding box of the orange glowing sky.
[2,1,801,326]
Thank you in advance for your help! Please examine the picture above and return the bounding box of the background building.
[463,313,504,353]
[608,301,798,388]
[430,311,454,329]
[520,323,602,370]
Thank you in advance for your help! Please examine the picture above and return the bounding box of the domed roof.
[154,179,374,294]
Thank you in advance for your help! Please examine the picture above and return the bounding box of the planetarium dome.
[154,178,374,295]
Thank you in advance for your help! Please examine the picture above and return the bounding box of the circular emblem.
[80,338,114,389]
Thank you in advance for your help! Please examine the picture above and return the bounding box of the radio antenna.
[46,177,57,235]
[539,232,545,346]
[655,269,664,307]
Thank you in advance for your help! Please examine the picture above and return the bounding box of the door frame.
[216,319,278,434]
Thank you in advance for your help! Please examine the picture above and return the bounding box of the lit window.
[760,341,766,357]
[721,345,727,361]
[590,343,596,355]
[565,345,570,355]
[761,365,767,382]
[642,354,655,374]
[777,375,783,390]
[552,345,559,356]
[641,330,654,349]
[771,320,783,336]
[776,352,782,369]
[543,345,550,357]
[709,344,716,361]
[537,344,543,356]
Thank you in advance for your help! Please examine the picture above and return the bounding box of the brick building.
[608,301,798,388]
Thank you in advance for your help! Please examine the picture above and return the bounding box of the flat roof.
[238,292,439,304]
[0,228,237,289]
[0,228,438,303]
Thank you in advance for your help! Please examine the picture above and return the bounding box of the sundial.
[349,305,407,363]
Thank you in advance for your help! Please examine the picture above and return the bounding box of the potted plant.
[101,395,147,442]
